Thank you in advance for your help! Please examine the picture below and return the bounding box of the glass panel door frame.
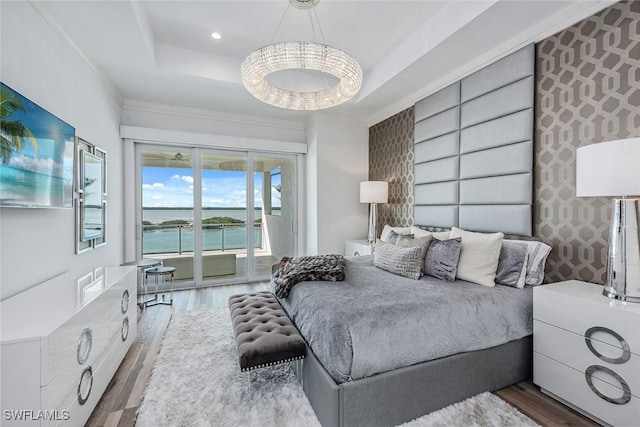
[135,142,298,288]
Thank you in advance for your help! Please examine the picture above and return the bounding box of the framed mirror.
[76,138,107,254]
[81,150,104,241]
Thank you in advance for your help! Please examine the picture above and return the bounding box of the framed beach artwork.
[76,137,107,254]
[0,82,75,208]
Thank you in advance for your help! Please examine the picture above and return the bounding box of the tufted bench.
[228,291,306,372]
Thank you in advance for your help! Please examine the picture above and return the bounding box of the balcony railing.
[142,222,262,255]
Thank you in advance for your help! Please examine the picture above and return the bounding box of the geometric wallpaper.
[369,107,415,230]
[369,0,639,285]
[535,0,640,284]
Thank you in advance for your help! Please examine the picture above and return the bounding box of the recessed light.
[211,32,222,40]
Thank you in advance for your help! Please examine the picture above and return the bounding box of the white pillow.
[449,227,504,287]
[380,225,411,242]
[411,226,450,240]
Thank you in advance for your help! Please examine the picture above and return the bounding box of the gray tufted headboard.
[413,44,534,236]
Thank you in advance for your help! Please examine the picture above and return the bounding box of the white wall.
[0,2,124,300]
[305,118,369,255]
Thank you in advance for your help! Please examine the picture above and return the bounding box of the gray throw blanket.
[272,254,345,298]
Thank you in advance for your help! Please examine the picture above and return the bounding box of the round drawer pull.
[121,316,130,342]
[77,366,93,405]
[585,326,630,364]
[77,327,93,365]
[121,289,129,314]
[584,365,631,405]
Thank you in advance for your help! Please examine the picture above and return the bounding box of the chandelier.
[241,0,363,111]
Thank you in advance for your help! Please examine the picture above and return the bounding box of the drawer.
[534,320,640,397]
[534,283,640,355]
[534,352,640,426]
[107,279,137,348]
[47,293,112,385]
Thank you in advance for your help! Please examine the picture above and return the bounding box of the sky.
[142,166,280,208]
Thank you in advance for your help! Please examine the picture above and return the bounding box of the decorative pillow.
[495,241,529,288]
[424,237,462,282]
[411,226,451,241]
[374,241,424,280]
[385,230,401,245]
[504,239,552,286]
[449,227,504,287]
[380,225,412,243]
[395,234,433,273]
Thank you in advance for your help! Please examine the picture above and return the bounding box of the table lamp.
[360,181,388,244]
[576,137,640,302]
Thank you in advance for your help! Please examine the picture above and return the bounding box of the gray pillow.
[495,241,529,288]
[503,239,552,285]
[395,234,432,273]
[374,241,424,280]
[386,230,401,245]
[424,237,462,282]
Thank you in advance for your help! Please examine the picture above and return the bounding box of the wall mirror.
[76,138,107,253]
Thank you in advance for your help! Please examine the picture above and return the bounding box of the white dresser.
[1,266,137,426]
[533,280,640,426]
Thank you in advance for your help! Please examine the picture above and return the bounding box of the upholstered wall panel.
[414,82,460,122]
[460,77,534,129]
[413,44,534,235]
[414,182,459,205]
[460,110,532,154]
[414,206,458,229]
[414,158,459,184]
[415,108,459,142]
[415,133,459,163]
[461,45,535,102]
[535,0,640,284]
[459,141,532,179]
[459,174,532,205]
[459,206,532,235]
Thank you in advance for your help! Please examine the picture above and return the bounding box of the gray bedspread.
[272,255,533,384]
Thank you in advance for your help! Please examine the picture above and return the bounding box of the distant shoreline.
[142,207,262,210]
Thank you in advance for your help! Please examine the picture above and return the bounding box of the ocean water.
[0,164,72,207]
[142,208,262,254]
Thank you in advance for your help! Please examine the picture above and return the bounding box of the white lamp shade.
[576,137,640,197]
[360,181,388,203]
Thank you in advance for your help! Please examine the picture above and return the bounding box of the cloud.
[171,174,194,184]
[142,183,164,189]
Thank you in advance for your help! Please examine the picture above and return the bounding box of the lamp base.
[604,198,640,303]
[367,203,377,244]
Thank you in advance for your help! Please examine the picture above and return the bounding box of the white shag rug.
[136,308,539,427]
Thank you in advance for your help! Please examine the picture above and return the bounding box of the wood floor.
[88,283,600,427]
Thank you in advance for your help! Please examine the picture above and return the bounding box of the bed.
[272,254,535,426]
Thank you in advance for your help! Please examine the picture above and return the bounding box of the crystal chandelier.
[241,0,363,111]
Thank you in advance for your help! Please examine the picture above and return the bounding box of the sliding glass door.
[137,144,296,289]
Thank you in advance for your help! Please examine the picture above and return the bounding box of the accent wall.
[369,0,640,284]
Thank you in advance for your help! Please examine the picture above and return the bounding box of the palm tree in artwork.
[0,85,38,165]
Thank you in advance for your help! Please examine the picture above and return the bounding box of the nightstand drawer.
[534,320,640,397]
[534,352,640,426]
[534,282,640,356]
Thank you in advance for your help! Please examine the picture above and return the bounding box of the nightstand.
[345,239,373,256]
[533,280,640,426]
